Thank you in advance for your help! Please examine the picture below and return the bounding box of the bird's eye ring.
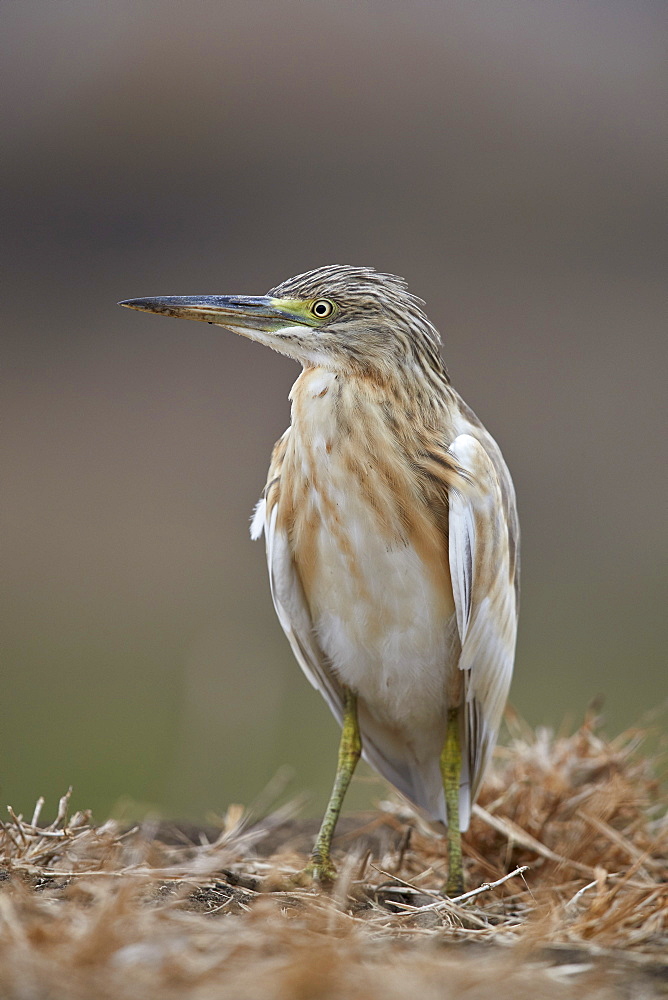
[311,299,334,318]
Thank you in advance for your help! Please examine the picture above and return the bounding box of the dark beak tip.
[118,298,164,314]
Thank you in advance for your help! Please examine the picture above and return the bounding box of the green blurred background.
[2,1,666,823]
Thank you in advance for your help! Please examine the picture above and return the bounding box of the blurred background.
[2,0,666,823]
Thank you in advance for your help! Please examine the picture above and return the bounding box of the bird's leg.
[441,707,464,896]
[305,687,361,885]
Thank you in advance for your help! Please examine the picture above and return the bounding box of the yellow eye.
[311,299,334,319]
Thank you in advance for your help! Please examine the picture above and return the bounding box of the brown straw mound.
[1,714,665,999]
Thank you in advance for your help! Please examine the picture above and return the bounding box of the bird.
[119,265,519,894]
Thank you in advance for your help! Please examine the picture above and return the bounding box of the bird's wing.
[447,433,519,827]
[251,431,344,724]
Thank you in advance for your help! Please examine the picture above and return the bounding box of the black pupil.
[315,302,328,315]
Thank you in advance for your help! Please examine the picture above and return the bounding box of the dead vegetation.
[0,713,666,999]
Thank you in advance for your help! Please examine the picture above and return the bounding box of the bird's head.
[120,265,446,381]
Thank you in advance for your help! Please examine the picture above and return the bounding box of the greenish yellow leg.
[306,687,361,885]
[441,707,464,896]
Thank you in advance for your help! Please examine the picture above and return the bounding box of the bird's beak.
[118,295,311,336]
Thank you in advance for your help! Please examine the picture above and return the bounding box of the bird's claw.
[290,855,338,889]
[442,873,464,897]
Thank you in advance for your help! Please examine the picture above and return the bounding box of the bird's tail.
[357,704,472,832]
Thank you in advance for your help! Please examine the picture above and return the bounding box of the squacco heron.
[120,266,519,894]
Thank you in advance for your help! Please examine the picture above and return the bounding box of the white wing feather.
[447,434,518,822]
[261,500,344,723]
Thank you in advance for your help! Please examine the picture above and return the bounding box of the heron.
[120,265,519,894]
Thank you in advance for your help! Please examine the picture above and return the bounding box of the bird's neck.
[289,364,456,449]
[281,365,466,577]
[285,365,468,523]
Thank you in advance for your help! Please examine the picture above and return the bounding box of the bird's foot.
[442,870,464,897]
[290,853,338,889]
[259,857,336,893]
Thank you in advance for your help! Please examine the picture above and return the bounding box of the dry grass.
[1,714,666,999]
